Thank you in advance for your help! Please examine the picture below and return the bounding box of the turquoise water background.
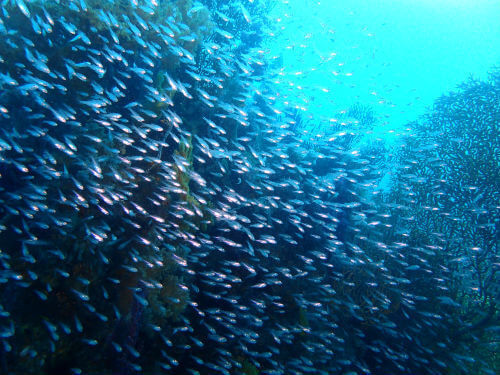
[265,0,500,134]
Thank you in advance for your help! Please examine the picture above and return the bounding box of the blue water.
[0,1,498,374]
[266,0,500,132]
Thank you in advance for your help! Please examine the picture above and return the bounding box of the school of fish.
[0,1,497,374]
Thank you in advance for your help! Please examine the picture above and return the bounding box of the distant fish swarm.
[0,1,494,375]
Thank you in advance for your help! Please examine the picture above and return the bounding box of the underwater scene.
[0,0,498,374]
